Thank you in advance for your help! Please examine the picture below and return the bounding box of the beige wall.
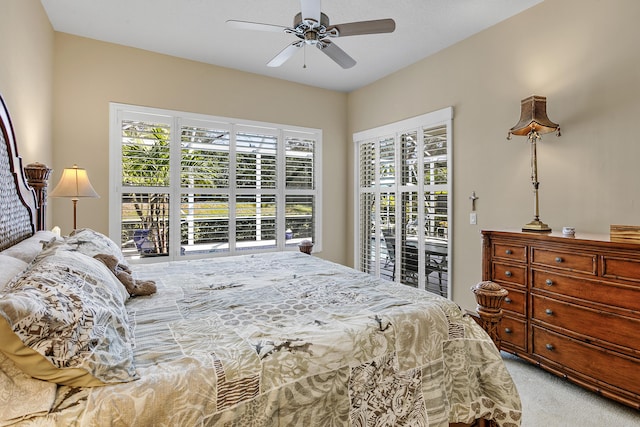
[347,0,640,309]
[51,34,348,263]
[0,0,54,220]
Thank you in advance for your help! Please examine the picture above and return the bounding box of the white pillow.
[0,231,60,264]
[0,255,28,292]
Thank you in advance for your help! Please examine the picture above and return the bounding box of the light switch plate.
[470,212,477,225]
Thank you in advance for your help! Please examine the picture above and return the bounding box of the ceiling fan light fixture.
[304,31,320,44]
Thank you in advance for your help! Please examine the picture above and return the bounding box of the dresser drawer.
[492,262,526,287]
[531,269,640,312]
[501,315,527,351]
[501,286,526,315]
[602,255,640,283]
[532,326,640,397]
[531,294,640,353]
[492,242,527,263]
[531,247,596,275]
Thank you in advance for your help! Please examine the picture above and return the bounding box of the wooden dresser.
[481,230,640,409]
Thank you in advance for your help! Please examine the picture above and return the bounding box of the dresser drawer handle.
[505,271,513,278]
[504,297,512,304]
[545,308,553,316]
[545,279,554,286]
[545,343,554,351]
[505,249,513,255]
[555,256,563,263]
[504,328,512,334]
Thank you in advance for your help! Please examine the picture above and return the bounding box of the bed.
[0,94,521,427]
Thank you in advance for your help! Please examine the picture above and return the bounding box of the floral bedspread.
[15,251,521,427]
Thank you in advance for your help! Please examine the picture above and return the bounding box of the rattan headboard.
[0,94,39,251]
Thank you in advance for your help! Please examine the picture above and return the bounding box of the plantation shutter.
[180,121,232,254]
[111,103,322,261]
[120,116,172,257]
[354,108,451,296]
[284,133,317,248]
[358,141,376,275]
[423,125,448,239]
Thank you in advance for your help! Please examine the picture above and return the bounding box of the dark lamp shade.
[509,95,560,136]
[49,165,99,200]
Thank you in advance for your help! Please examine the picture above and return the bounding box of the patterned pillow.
[32,240,130,302]
[0,249,138,386]
[65,228,128,266]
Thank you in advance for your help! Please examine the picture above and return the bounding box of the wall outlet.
[470,212,477,225]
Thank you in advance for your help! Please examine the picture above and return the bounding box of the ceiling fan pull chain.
[303,44,307,69]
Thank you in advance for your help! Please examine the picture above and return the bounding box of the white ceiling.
[40,0,542,93]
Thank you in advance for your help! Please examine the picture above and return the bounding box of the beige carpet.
[501,352,639,426]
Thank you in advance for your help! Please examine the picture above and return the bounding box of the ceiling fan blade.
[317,40,356,69]
[329,18,396,37]
[267,42,303,67]
[226,20,288,33]
[300,0,321,24]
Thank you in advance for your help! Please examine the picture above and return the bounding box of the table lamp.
[49,164,99,230]
[507,95,560,232]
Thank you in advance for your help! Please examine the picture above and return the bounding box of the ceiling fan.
[226,0,396,69]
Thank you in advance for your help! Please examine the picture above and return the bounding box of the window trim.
[109,103,322,261]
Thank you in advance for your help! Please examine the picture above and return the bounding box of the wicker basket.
[298,240,314,255]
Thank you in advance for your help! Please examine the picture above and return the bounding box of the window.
[354,108,451,296]
[109,104,321,261]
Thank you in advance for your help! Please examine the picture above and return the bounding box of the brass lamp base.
[522,219,551,233]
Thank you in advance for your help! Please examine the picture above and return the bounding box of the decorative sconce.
[507,95,560,232]
[49,164,99,230]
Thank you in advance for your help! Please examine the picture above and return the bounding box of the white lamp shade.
[49,165,100,199]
